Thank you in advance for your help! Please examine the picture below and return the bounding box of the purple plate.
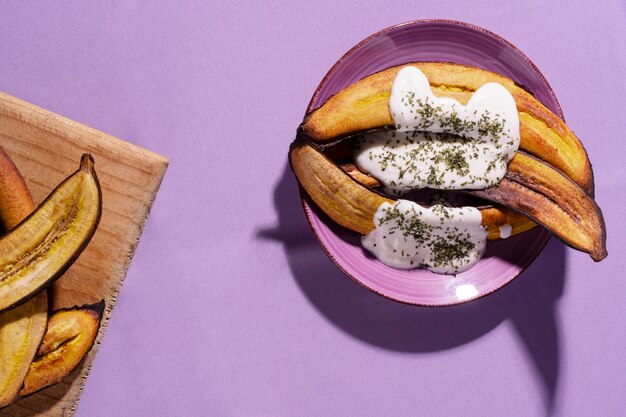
[301,19,562,306]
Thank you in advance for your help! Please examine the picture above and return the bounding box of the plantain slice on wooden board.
[0,147,48,408]
[0,292,47,407]
[300,62,594,194]
[471,152,607,261]
[291,141,392,235]
[0,154,102,313]
[19,301,104,397]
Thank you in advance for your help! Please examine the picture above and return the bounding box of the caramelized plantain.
[471,152,607,261]
[339,149,605,258]
[292,142,535,240]
[290,142,392,235]
[0,154,102,313]
[338,162,537,240]
[19,301,104,397]
[301,62,593,193]
[0,148,48,408]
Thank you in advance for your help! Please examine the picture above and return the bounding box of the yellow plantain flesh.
[0,154,102,313]
[19,301,104,397]
[301,62,593,193]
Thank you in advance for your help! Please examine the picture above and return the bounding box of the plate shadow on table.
[258,163,566,415]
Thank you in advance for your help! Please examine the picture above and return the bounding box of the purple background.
[1,1,624,416]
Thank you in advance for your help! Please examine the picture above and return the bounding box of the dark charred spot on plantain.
[513,81,535,97]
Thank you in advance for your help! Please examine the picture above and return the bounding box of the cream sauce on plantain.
[499,224,513,239]
[362,200,488,274]
[355,66,520,274]
[354,66,520,195]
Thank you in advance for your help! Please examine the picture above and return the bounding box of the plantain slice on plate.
[472,152,606,260]
[291,143,542,241]
[337,162,538,241]
[300,62,593,194]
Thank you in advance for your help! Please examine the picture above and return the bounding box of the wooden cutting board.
[0,91,168,416]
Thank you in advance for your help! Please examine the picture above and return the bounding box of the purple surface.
[303,20,557,306]
[0,2,624,416]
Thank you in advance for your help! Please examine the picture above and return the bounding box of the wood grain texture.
[0,91,168,416]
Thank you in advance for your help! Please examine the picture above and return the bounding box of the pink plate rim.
[305,19,564,119]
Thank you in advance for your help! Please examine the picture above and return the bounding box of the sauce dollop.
[355,66,520,195]
[362,200,488,274]
[499,224,513,239]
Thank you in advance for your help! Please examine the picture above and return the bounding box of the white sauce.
[355,66,520,195]
[362,200,487,274]
[499,224,513,239]
[355,66,521,274]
